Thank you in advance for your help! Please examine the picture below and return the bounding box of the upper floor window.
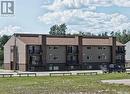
[103,47,106,49]
[87,56,90,60]
[28,46,33,54]
[53,56,58,60]
[116,55,122,60]
[67,46,78,54]
[87,47,91,49]
[67,46,72,53]
[67,55,77,61]
[98,47,102,49]
[49,46,51,49]
[48,46,58,50]
[98,56,101,59]
[34,46,41,54]
[54,46,58,49]
[28,45,41,54]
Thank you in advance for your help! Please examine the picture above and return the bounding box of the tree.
[0,50,3,64]
[0,35,11,50]
[114,29,130,44]
[101,32,108,36]
[110,31,115,36]
[59,23,67,35]
[78,31,85,36]
[0,35,11,65]
[49,23,67,35]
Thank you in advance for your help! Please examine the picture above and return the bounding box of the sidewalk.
[101,79,130,86]
[0,69,103,76]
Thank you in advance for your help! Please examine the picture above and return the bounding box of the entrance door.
[10,61,14,70]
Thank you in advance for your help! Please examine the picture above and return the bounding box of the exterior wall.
[47,37,78,45]
[3,63,10,70]
[46,46,66,63]
[125,41,130,65]
[19,64,26,71]
[4,36,26,71]
[82,37,112,46]
[82,46,111,63]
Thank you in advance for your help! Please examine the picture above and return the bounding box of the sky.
[0,0,130,35]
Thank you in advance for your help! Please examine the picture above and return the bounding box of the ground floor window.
[54,66,59,70]
[49,65,59,71]
[70,66,74,69]
[49,66,53,71]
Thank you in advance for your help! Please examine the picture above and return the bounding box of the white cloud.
[114,0,130,7]
[39,0,130,33]
[0,25,22,36]
[42,0,130,11]
[43,0,112,11]
[39,9,130,33]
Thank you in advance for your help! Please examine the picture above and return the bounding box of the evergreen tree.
[49,23,67,35]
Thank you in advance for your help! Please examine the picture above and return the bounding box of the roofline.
[12,33,124,46]
[13,33,114,39]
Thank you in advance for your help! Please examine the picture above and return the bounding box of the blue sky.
[0,0,130,35]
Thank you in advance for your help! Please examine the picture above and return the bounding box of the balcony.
[116,50,125,53]
[66,61,79,65]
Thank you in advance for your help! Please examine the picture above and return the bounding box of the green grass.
[0,73,130,94]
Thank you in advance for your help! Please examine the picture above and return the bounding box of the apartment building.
[4,34,125,71]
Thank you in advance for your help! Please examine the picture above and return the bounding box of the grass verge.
[0,73,130,94]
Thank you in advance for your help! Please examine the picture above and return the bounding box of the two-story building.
[4,33,125,71]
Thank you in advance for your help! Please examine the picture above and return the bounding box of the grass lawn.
[0,73,130,94]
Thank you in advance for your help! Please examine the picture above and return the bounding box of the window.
[54,46,58,49]
[34,46,41,54]
[49,66,53,70]
[87,56,90,60]
[30,56,41,65]
[53,56,58,60]
[54,66,59,70]
[67,55,77,61]
[87,47,91,49]
[88,65,92,69]
[49,46,51,49]
[70,66,74,69]
[103,47,106,49]
[98,47,102,49]
[98,56,101,59]
[104,56,107,60]
[116,55,122,60]
[67,46,78,53]
[29,46,33,54]
[67,46,72,53]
